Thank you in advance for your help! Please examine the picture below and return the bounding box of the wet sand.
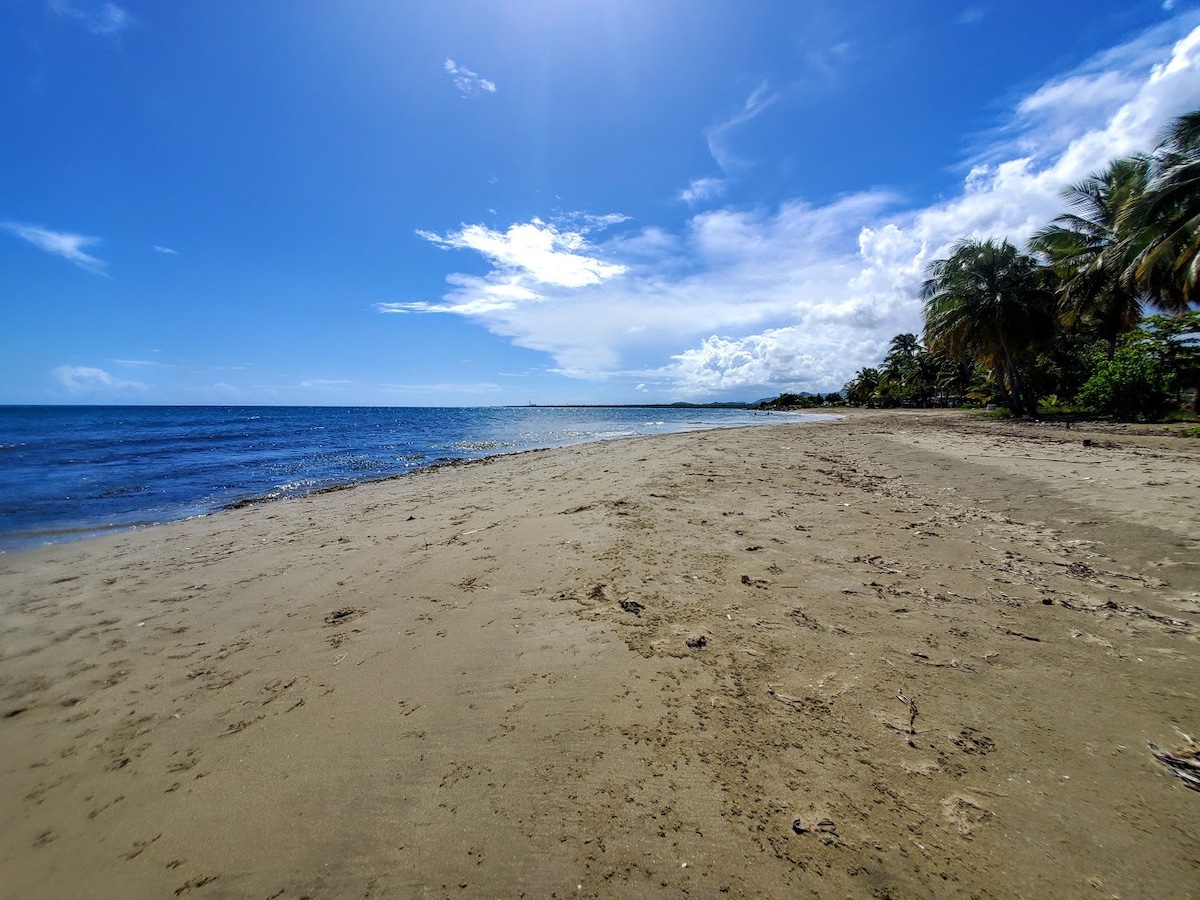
[1,410,1198,899]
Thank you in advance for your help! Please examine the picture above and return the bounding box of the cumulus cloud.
[47,0,131,36]
[396,20,1200,399]
[2,222,107,274]
[379,218,628,318]
[444,58,497,98]
[52,365,146,393]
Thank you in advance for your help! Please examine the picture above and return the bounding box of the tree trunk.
[1000,341,1031,417]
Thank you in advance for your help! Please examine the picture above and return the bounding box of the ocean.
[0,405,832,552]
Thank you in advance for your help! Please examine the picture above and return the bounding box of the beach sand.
[1,410,1198,899]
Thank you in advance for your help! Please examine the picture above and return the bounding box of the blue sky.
[4,1,1200,406]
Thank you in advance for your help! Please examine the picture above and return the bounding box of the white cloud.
[386,218,627,317]
[52,365,146,393]
[444,58,497,98]
[394,20,1200,400]
[47,0,132,36]
[112,358,174,367]
[679,177,727,205]
[2,222,107,274]
[153,245,178,255]
[706,82,778,172]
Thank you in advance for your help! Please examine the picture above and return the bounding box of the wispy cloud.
[52,365,146,393]
[957,7,986,26]
[112,357,178,368]
[679,177,727,205]
[2,221,107,274]
[153,245,178,255]
[47,0,132,37]
[394,19,1200,400]
[706,82,778,172]
[444,58,497,98]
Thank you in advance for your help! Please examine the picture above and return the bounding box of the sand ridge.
[1,410,1197,898]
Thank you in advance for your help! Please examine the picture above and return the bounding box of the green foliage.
[910,109,1200,420]
[759,392,833,410]
[1075,340,1173,420]
[921,238,1056,416]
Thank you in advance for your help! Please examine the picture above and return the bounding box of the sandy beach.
[1,410,1198,899]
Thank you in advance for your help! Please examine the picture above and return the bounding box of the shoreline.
[0,409,834,556]
[2,410,1197,898]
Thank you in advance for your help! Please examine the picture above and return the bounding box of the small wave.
[453,440,513,451]
[93,484,149,499]
[346,458,389,471]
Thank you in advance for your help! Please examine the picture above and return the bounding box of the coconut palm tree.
[1029,156,1149,357]
[921,238,1056,416]
[931,350,985,404]
[1124,110,1200,311]
[845,367,881,406]
[886,332,923,361]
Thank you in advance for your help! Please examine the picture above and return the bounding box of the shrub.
[1076,343,1172,420]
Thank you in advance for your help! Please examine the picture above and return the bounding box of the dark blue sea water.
[0,406,830,552]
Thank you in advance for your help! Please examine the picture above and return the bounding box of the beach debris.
[813,818,841,846]
[1149,733,1200,792]
[995,625,1041,642]
[324,606,365,627]
[588,583,607,601]
[740,574,769,589]
[897,690,919,745]
[791,816,837,838]
[686,634,707,650]
[619,598,644,617]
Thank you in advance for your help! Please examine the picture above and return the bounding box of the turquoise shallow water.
[0,405,831,551]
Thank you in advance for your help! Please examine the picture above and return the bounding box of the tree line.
[838,109,1200,420]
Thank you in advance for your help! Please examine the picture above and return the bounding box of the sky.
[3,1,1200,406]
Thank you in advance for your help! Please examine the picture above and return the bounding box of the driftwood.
[1149,734,1200,792]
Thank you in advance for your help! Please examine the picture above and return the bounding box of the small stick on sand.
[897,690,918,746]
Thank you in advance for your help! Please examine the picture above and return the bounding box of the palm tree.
[1029,156,1149,357]
[931,350,985,404]
[1124,110,1200,311]
[886,332,923,361]
[921,238,1056,416]
[845,367,881,406]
